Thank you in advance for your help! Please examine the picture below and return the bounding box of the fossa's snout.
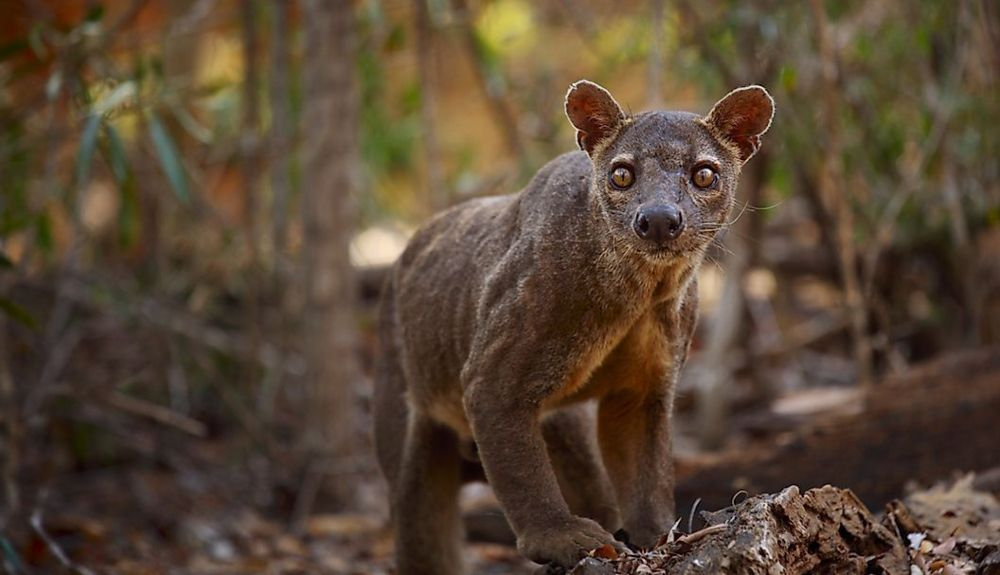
[633,204,684,245]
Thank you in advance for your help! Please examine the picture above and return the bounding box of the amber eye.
[609,165,634,190]
[692,166,717,189]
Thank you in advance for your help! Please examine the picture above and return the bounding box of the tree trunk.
[646,0,663,108]
[809,0,873,388]
[300,0,361,509]
[269,0,293,283]
[240,0,263,410]
[0,321,19,531]
[415,0,445,214]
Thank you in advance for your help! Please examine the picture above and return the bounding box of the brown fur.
[373,81,773,573]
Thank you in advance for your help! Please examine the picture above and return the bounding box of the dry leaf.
[593,543,619,559]
[931,537,956,556]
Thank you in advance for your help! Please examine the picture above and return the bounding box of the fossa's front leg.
[598,385,675,548]
[464,376,619,568]
[462,295,622,569]
[595,298,693,548]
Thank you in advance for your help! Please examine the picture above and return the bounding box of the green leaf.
[92,80,136,116]
[35,212,53,254]
[104,124,129,182]
[0,535,25,574]
[0,38,27,62]
[118,175,139,248]
[169,103,212,144]
[101,125,139,247]
[75,114,101,188]
[147,113,191,205]
[84,5,105,22]
[28,24,46,59]
[0,297,37,329]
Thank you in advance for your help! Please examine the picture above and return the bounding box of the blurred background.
[0,0,998,573]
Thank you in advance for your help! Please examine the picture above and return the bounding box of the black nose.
[633,205,684,243]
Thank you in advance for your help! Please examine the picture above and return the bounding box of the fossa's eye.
[609,165,634,190]
[692,166,718,189]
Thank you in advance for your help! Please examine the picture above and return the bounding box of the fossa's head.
[565,80,773,262]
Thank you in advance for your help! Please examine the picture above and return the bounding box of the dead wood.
[564,485,907,575]
[676,347,1000,515]
[565,478,1000,575]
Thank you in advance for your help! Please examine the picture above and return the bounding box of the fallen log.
[675,347,1000,515]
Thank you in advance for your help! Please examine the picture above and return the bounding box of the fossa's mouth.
[640,243,686,262]
[638,234,699,257]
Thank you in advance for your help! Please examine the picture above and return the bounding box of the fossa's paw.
[517,516,622,568]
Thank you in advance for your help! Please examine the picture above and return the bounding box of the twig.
[647,0,664,108]
[449,0,525,163]
[676,523,728,546]
[687,497,702,534]
[755,312,851,360]
[100,390,208,437]
[555,0,601,59]
[290,454,377,533]
[27,324,84,415]
[30,499,98,575]
[55,276,305,376]
[673,0,739,86]
[269,0,293,282]
[0,323,19,531]
[809,0,874,388]
[240,0,264,399]
[415,0,446,212]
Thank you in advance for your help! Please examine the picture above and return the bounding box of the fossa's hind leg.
[394,414,464,575]
[374,280,463,574]
[373,276,407,489]
[542,405,622,531]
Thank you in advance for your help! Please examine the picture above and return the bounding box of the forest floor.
[11,460,1000,574]
[6,337,999,574]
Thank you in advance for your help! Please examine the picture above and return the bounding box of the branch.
[30,498,99,575]
[449,0,525,162]
[808,0,873,388]
[100,390,208,437]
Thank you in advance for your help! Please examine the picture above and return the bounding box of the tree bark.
[0,321,19,531]
[695,155,770,449]
[414,0,445,214]
[300,0,362,508]
[808,0,873,388]
[450,0,525,163]
[269,0,293,280]
[241,0,264,405]
[646,0,663,108]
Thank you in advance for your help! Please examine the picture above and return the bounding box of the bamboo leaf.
[35,213,53,254]
[147,113,191,205]
[93,81,136,116]
[169,102,212,144]
[0,536,26,574]
[102,124,139,247]
[117,175,139,248]
[104,124,129,183]
[75,114,101,187]
[28,24,46,59]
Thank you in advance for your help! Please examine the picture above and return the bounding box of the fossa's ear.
[704,85,774,163]
[565,80,626,156]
